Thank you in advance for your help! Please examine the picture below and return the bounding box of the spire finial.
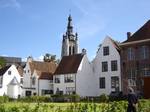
[67,12,73,35]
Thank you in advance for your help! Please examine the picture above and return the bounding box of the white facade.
[0,65,22,98]
[22,58,34,96]
[53,74,75,95]
[76,55,97,96]
[92,36,121,96]
[54,54,97,97]
[23,58,54,96]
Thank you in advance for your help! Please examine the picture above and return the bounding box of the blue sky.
[0,0,150,61]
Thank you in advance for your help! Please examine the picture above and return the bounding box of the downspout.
[75,73,77,94]
[38,78,39,96]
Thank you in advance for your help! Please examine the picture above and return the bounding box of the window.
[127,48,134,60]
[8,71,11,75]
[99,77,105,89]
[66,87,75,95]
[141,64,150,76]
[54,75,60,83]
[64,74,74,83]
[41,90,53,95]
[103,46,109,56]
[102,61,108,72]
[111,76,119,91]
[56,88,63,95]
[140,46,149,60]
[32,77,36,85]
[128,69,136,86]
[111,60,118,71]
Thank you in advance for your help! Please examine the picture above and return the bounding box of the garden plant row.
[0,99,150,112]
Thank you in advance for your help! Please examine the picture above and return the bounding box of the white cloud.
[22,55,44,62]
[34,55,44,61]
[0,54,8,57]
[22,57,27,62]
[0,0,21,9]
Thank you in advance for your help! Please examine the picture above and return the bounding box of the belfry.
[61,15,79,58]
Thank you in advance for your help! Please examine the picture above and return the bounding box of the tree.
[43,53,56,62]
[0,57,6,68]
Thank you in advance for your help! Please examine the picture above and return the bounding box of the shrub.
[18,96,52,103]
[0,95,9,103]
[99,94,109,102]
[51,94,80,102]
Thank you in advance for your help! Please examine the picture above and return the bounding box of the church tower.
[61,15,79,58]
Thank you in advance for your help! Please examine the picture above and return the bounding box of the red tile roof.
[54,54,84,75]
[29,61,57,75]
[17,65,24,77]
[38,72,53,80]
[109,37,121,52]
[123,20,150,43]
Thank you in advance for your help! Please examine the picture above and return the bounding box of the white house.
[92,36,121,96]
[23,57,57,96]
[0,65,22,98]
[53,51,97,97]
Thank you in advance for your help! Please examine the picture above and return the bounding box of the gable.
[97,37,120,56]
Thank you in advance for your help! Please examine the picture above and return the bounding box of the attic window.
[8,71,11,75]
[103,46,109,56]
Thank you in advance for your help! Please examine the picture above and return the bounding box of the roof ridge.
[123,20,150,43]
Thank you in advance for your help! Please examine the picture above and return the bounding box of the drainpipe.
[38,79,39,96]
[75,73,77,94]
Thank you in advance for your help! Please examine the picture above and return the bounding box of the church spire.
[61,14,79,58]
[67,14,73,35]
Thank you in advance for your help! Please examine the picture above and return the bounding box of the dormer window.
[8,71,11,75]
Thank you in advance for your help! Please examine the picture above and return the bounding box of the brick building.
[120,20,150,97]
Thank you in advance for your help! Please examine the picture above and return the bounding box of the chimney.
[127,32,132,39]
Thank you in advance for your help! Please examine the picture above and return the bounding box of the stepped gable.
[54,53,84,75]
[123,20,150,43]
